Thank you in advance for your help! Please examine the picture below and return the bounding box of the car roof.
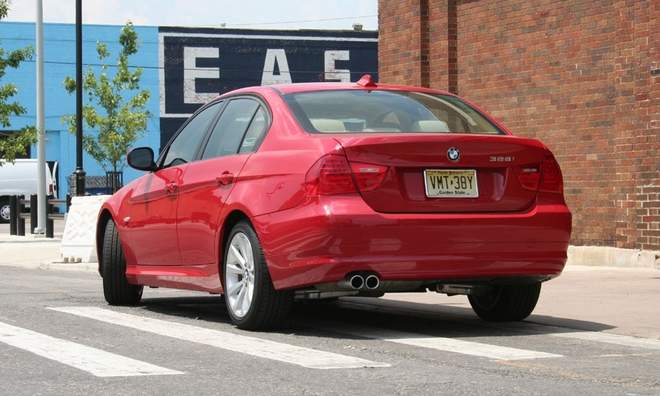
[220,80,456,98]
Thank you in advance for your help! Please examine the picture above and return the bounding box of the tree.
[63,22,150,173]
[0,0,35,165]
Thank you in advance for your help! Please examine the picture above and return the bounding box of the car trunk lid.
[333,134,549,213]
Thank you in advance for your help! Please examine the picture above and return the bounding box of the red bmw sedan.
[97,75,571,330]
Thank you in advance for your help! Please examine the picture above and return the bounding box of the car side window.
[162,102,222,168]
[239,107,268,154]
[201,98,259,160]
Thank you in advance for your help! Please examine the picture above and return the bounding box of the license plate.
[424,169,479,198]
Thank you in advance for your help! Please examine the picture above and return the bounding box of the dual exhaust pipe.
[346,273,380,290]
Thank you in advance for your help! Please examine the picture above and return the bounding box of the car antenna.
[356,74,377,87]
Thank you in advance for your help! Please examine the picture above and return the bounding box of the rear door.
[177,97,268,265]
[334,134,548,213]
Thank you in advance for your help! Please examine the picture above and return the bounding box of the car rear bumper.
[254,196,572,290]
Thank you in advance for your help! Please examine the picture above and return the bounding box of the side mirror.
[127,147,157,172]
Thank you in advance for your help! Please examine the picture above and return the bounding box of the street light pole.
[35,0,46,234]
[73,0,85,196]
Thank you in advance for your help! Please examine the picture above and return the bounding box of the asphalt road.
[1,266,659,395]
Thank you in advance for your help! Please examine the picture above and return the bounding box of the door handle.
[165,182,178,194]
[216,172,234,186]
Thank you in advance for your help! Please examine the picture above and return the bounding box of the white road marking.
[50,306,390,370]
[552,331,660,351]
[322,324,562,361]
[0,321,182,377]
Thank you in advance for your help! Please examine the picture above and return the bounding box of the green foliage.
[63,22,150,172]
[0,0,36,165]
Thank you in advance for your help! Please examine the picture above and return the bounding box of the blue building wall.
[0,22,161,197]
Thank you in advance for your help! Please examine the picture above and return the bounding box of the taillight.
[350,162,388,192]
[518,166,541,191]
[518,156,563,194]
[539,156,563,193]
[305,154,389,196]
[305,154,357,195]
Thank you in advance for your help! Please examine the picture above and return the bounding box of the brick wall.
[378,0,659,250]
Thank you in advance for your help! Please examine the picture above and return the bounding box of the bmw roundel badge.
[447,147,460,161]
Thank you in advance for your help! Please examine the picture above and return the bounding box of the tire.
[101,220,143,306]
[468,282,541,322]
[222,220,292,330]
[0,198,10,223]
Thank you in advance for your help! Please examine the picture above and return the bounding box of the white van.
[0,159,57,223]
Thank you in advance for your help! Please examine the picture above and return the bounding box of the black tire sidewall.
[468,283,541,322]
[102,220,143,305]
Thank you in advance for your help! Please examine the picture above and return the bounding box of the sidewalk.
[0,232,97,271]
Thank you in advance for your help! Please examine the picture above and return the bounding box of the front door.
[124,165,185,266]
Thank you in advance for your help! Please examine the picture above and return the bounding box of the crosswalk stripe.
[49,306,390,369]
[552,331,660,350]
[319,324,562,361]
[0,321,183,377]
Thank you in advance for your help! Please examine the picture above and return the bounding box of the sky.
[5,0,378,30]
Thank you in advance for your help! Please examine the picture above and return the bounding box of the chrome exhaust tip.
[349,274,365,290]
[365,274,380,290]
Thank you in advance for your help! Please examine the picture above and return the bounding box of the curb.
[0,261,97,273]
[40,261,98,272]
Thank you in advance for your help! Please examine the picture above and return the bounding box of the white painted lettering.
[183,47,220,105]
[261,49,292,85]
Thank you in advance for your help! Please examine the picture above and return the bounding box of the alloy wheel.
[225,232,255,318]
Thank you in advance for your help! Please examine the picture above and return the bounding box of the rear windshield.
[284,90,503,135]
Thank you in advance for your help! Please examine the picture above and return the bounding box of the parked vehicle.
[97,75,572,330]
[0,159,57,223]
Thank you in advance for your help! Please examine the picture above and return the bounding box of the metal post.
[46,200,54,238]
[29,194,38,233]
[35,0,47,233]
[17,198,26,236]
[73,0,86,196]
[9,196,17,235]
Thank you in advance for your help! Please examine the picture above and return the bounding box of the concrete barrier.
[60,195,110,263]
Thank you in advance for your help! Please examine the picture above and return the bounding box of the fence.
[8,194,69,238]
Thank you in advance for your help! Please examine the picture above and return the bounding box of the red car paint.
[97,81,571,294]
